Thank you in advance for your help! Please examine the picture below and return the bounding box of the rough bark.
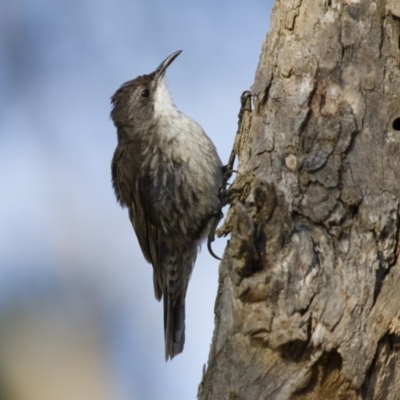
[198,1,400,399]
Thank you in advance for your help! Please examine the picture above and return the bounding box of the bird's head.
[110,50,182,131]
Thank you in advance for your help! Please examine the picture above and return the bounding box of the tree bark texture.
[198,1,400,399]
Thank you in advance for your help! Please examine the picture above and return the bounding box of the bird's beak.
[155,50,182,77]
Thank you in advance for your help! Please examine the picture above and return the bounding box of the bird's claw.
[207,210,224,260]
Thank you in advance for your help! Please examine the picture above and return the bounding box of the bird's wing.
[112,140,163,301]
[128,178,163,301]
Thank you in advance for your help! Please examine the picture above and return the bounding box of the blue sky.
[0,1,274,398]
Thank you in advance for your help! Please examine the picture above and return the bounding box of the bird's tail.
[164,290,185,360]
[163,251,196,360]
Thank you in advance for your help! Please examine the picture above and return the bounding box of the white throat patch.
[153,78,179,118]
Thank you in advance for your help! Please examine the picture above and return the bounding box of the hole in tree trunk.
[392,118,400,131]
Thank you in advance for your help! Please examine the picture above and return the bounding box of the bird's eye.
[141,89,150,98]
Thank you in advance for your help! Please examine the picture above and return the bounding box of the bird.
[110,50,222,360]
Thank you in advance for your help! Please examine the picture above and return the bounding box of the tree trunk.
[198,1,400,399]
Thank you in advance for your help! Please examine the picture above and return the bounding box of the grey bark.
[198,1,400,399]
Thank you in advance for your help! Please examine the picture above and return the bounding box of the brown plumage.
[110,51,222,359]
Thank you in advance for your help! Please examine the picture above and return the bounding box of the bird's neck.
[153,78,179,119]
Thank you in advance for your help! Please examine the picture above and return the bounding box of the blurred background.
[0,1,273,399]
